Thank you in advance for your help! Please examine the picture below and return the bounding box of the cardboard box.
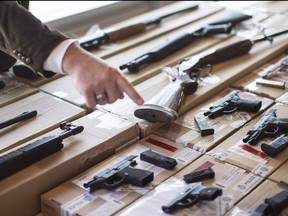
[227,179,288,215]
[0,109,140,216]
[0,71,38,108]
[41,134,202,216]
[0,92,86,153]
[39,75,90,111]
[243,1,288,14]
[117,155,264,215]
[231,50,288,100]
[268,160,288,186]
[207,103,288,178]
[154,88,274,153]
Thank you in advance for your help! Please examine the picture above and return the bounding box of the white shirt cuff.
[43,39,79,74]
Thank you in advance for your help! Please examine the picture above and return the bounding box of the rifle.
[243,109,288,146]
[203,90,262,119]
[83,155,154,192]
[80,4,199,50]
[161,182,222,213]
[134,27,288,123]
[261,134,288,158]
[0,80,5,89]
[0,122,84,179]
[250,190,288,216]
[0,110,37,130]
[119,12,252,73]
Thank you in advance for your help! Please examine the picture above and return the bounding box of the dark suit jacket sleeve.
[0,1,70,77]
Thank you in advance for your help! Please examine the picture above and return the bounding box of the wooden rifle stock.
[80,4,198,50]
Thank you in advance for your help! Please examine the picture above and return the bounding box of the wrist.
[62,43,82,75]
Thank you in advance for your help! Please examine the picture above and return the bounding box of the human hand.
[62,43,144,108]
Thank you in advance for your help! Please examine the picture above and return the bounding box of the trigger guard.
[264,126,279,135]
[222,106,237,114]
[104,174,125,190]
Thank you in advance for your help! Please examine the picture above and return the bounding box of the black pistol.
[203,90,262,119]
[243,109,288,146]
[83,155,154,192]
[162,182,222,213]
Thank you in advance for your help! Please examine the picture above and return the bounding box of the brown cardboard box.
[231,50,288,100]
[207,103,288,178]
[86,1,225,59]
[268,160,288,186]
[227,179,288,215]
[243,1,288,14]
[0,109,139,216]
[0,92,85,153]
[116,155,264,215]
[39,75,90,111]
[41,134,202,216]
[154,88,274,153]
[0,71,38,108]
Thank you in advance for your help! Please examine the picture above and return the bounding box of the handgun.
[243,109,288,146]
[83,155,154,192]
[203,90,262,119]
[162,182,222,213]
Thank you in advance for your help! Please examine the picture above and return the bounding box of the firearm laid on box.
[0,110,37,130]
[134,27,288,123]
[0,80,5,89]
[260,56,288,79]
[83,155,154,192]
[161,182,222,213]
[80,4,199,50]
[251,190,288,216]
[203,90,262,119]
[243,109,288,146]
[0,122,84,179]
[120,12,252,73]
